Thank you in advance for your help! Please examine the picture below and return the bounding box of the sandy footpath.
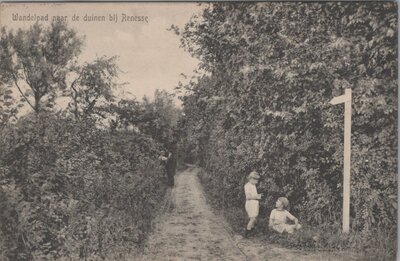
[139,167,360,261]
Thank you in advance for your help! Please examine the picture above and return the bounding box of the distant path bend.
[140,167,245,260]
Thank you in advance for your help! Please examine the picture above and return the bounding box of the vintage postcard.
[0,2,397,261]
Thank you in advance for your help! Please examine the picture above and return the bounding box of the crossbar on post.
[329,88,352,233]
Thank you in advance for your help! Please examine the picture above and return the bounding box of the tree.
[0,22,121,117]
[67,56,118,118]
[177,2,397,230]
[140,90,181,149]
[0,22,83,113]
[95,89,181,150]
[0,28,22,127]
[0,83,23,128]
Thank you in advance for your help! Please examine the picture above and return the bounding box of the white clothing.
[159,156,168,161]
[269,209,301,234]
[244,182,260,218]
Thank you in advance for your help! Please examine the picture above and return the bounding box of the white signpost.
[329,88,352,233]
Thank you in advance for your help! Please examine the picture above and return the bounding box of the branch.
[22,66,32,87]
[21,63,36,92]
[70,79,79,98]
[21,63,43,101]
[70,74,82,118]
[70,75,81,94]
[12,74,35,111]
[85,93,98,112]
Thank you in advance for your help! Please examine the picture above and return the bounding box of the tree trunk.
[34,94,41,113]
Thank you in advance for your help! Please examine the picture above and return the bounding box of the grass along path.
[139,167,361,261]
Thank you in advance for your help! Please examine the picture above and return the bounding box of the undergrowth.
[198,168,396,261]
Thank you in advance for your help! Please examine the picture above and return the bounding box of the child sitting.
[269,197,302,234]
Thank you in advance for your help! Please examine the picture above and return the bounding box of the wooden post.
[330,88,352,233]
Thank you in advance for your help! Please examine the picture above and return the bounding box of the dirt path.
[140,167,360,261]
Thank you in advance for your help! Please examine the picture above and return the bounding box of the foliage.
[199,168,396,261]
[103,90,181,151]
[140,90,181,149]
[67,56,119,118]
[0,15,181,261]
[0,22,83,112]
[0,22,121,116]
[0,112,168,260]
[0,83,23,128]
[178,2,397,257]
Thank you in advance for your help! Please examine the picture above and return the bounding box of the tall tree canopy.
[0,22,82,112]
[0,21,120,118]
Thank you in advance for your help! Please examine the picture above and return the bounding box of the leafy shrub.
[179,3,396,259]
[199,168,396,260]
[0,112,167,260]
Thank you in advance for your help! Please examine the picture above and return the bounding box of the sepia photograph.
[0,2,397,260]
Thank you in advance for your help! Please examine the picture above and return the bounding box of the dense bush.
[178,2,397,259]
[0,20,181,260]
[0,112,167,260]
[199,168,396,261]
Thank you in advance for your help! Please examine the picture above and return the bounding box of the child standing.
[269,197,302,234]
[244,171,262,237]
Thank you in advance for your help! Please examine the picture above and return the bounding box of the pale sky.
[0,3,203,104]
